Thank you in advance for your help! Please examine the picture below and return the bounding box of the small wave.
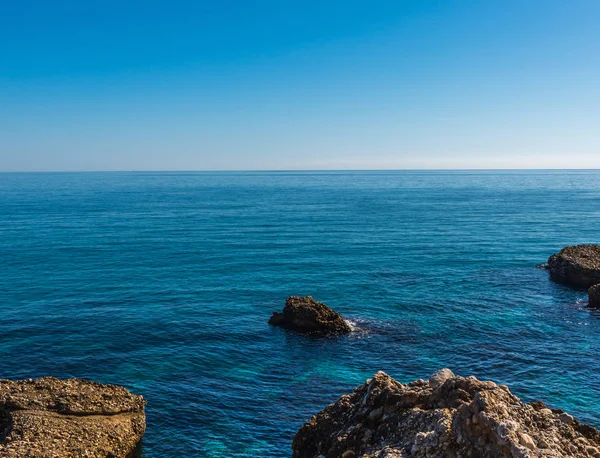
[345,319,371,335]
[345,319,358,332]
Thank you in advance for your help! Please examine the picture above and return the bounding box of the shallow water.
[1,170,600,456]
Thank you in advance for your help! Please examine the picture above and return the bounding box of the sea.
[1,170,600,457]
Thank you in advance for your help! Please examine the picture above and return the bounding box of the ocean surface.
[1,170,600,457]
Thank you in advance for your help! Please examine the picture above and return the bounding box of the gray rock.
[559,413,575,425]
[429,368,455,389]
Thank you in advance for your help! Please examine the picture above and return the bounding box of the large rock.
[547,244,600,288]
[0,377,146,458]
[589,284,600,308]
[269,296,352,335]
[292,370,600,458]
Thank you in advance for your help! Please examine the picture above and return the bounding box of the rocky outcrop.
[292,369,600,458]
[269,296,352,335]
[0,377,146,458]
[547,244,600,288]
[589,284,600,308]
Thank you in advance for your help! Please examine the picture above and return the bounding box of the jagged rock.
[0,377,146,458]
[589,284,600,308]
[269,296,352,335]
[292,370,600,458]
[547,244,600,288]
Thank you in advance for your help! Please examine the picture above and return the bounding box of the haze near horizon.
[1,0,599,171]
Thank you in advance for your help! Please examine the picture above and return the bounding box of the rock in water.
[547,244,600,288]
[292,370,600,458]
[589,284,600,308]
[0,377,146,458]
[269,296,352,335]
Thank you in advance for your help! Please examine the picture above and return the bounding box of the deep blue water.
[1,170,600,456]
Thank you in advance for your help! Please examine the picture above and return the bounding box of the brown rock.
[589,284,600,308]
[0,377,146,458]
[292,370,600,458]
[269,296,352,335]
[547,244,600,288]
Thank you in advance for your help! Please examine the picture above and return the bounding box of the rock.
[292,370,600,458]
[519,432,536,450]
[269,296,352,335]
[428,368,454,389]
[547,244,600,288]
[559,412,575,425]
[0,377,146,458]
[589,284,600,308]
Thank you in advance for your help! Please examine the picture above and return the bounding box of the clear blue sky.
[1,0,599,171]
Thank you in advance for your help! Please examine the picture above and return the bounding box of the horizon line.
[1,168,600,173]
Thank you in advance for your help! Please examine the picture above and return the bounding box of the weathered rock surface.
[547,244,600,288]
[0,377,146,458]
[269,296,352,335]
[428,368,454,390]
[292,369,600,458]
[589,284,600,308]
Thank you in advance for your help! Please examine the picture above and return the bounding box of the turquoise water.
[1,170,600,456]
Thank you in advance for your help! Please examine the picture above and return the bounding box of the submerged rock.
[589,284,600,308]
[547,244,600,288]
[269,296,352,335]
[292,370,600,458]
[0,377,146,458]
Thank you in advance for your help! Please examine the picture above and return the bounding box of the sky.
[1,0,599,171]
